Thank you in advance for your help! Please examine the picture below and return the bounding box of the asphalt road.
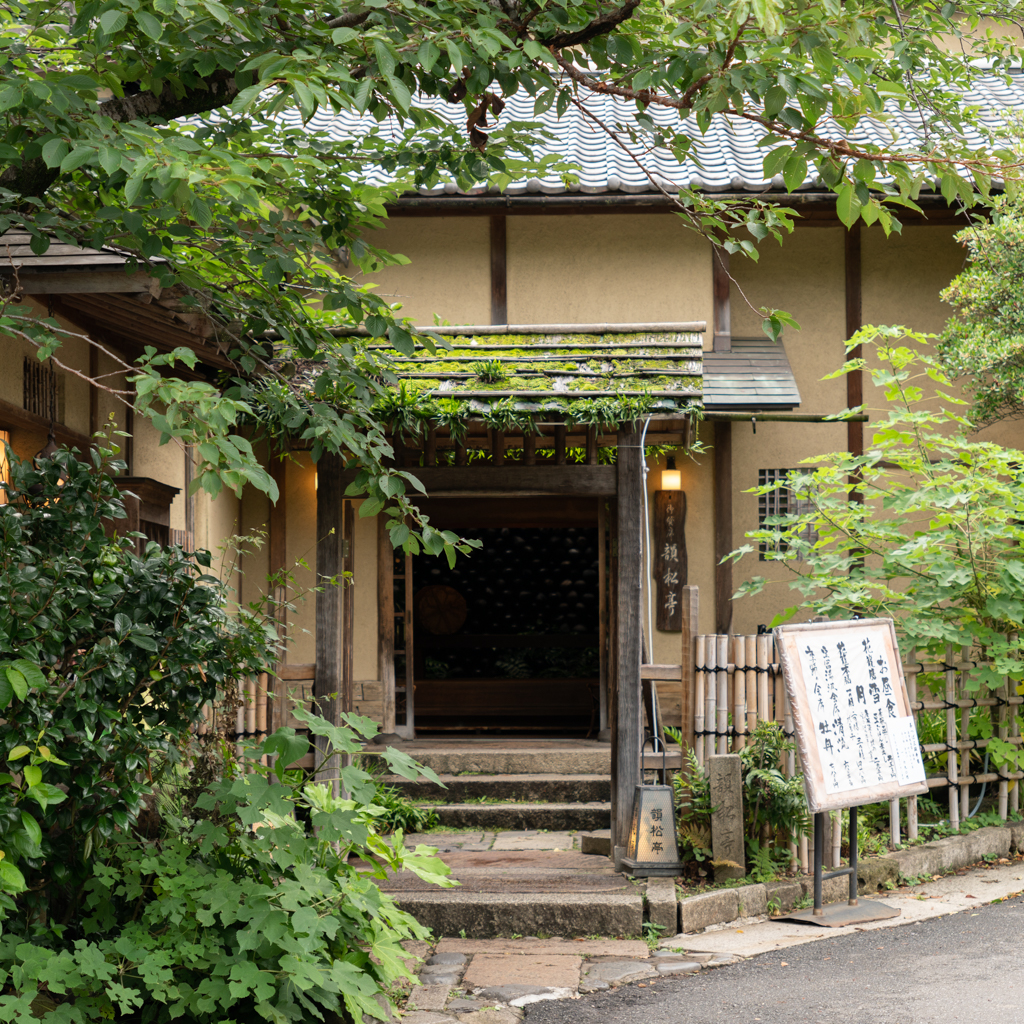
[524,895,1024,1024]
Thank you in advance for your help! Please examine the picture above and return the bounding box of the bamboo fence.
[692,632,1024,868]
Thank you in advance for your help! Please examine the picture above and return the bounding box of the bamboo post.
[731,635,747,751]
[704,635,717,764]
[756,633,770,724]
[946,643,960,829]
[830,811,841,870]
[782,682,798,873]
[1012,634,1021,818]
[235,679,245,758]
[889,797,901,849]
[906,650,918,841]
[679,586,698,756]
[960,646,971,823]
[999,646,1009,820]
[716,634,729,756]
[257,672,269,766]
[745,634,757,739]
[694,634,706,768]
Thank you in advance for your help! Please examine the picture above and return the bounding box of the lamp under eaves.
[661,456,681,491]
[621,783,681,877]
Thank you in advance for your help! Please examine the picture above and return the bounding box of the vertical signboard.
[654,490,687,631]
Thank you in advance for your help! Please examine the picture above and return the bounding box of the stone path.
[398,937,742,1024]
[393,853,1024,1023]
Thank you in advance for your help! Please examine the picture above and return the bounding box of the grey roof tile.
[279,70,1024,196]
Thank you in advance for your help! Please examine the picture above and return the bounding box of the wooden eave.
[47,292,236,373]
[703,337,801,410]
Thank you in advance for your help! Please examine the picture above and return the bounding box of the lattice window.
[758,468,817,560]
[23,358,63,422]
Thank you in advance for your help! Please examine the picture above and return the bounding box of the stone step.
[362,744,611,777]
[431,801,611,831]
[382,773,611,804]
[394,890,642,939]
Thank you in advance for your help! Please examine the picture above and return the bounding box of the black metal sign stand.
[778,806,901,928]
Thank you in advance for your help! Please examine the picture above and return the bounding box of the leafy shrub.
[0,445,452,1023]
[672,722,807,880]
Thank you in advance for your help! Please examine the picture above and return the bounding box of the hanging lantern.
[621,783,682,877]
[661,456,681,491]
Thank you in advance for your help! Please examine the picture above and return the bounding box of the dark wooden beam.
[377,512,399,740]
[0,394,90,449]
[314,452,343,789]
[268,455,288,736]
[613,425,644,859]
[16,270,160,293]
[490,213,508,326]
[713,247,731,352]
[845,223,864,472]
[342,464,617,495]
[713,420,733,636]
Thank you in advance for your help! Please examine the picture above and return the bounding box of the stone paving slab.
[462,954,582,991]
[489,831,581,851]
[436,938,649,957]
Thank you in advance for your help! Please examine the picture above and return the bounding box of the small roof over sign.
[703,337,800,411]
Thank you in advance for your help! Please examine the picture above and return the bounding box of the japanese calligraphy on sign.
[653,490,687,631]
[774,619,928,814]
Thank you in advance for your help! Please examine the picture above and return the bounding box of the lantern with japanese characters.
[622,783,681,876]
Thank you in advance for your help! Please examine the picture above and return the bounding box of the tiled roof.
[279,71,1024,196]
[704,338,801,410]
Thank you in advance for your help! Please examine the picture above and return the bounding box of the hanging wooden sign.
[654,490,687,631]
[774,618,928,814]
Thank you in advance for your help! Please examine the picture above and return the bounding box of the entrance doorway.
[386,497,608,735]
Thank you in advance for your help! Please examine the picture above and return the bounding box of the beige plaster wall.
[724,228,848,633]
[507,214,712,328]
[353,217,491,325]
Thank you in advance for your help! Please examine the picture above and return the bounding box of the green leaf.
[41,138,69,169]
[0,860,26,894]
[135,11,164,39]
[26,783,67,810]
[0,674,13,711]
[445,39,464,76]
[262,728,309,769]
[99,9,129,35]
[782,154,807,193]
[374,40,396,78]
[20,812,41,849]
[23,765,41,788]
[4,668,27,702]
[762,146,791,179]
[835,182,862,227]
[7,746,30,761]
[763,85,787,118]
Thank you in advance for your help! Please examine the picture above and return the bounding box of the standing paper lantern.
[621,783,681,877]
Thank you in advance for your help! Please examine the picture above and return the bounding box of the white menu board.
[775,619,928,813]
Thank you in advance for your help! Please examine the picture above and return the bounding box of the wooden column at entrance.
[613,425,644,859]
[314,452,344,790]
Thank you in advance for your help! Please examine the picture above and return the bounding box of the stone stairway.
[360,739,635,937]
[366,738,613,834]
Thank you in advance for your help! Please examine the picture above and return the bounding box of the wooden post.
[342,500,355,715]
[554,424,567,466]
[490,213,507,326]
[713,421,733,635]
[679,585,698,758]
[597,497,610,742]
[613,425,643,860]
[314,452,343,791]
[377,512,399,742]
[524,431,537,466]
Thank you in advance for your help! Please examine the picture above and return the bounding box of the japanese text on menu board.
[797,633,904,795]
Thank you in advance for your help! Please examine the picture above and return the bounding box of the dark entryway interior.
[401,513,602,733]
